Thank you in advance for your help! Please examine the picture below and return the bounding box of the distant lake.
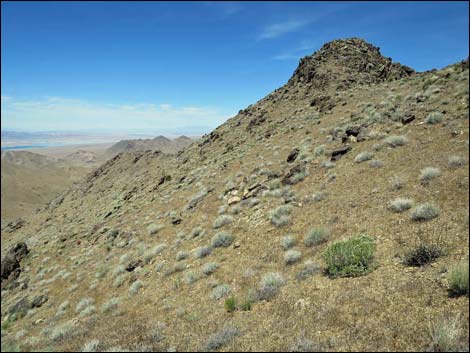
[1,144,50,151]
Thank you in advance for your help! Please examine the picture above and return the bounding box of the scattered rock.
[228,196,241,205]
[330,145,352,161]
[31,294,48,308]
[401,114,415,125]
[126,260,143,272]
[287,148,300,163]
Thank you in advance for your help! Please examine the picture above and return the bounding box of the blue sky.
[1,1,468,133]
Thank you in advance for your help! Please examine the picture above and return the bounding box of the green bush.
[323,235,376,278]
[448,262,469,297]
[224,297,237,313]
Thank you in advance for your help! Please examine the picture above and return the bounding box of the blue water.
[1,144,50,151]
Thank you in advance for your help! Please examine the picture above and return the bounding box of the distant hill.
[0,151,88,222]
[105,135,192,156]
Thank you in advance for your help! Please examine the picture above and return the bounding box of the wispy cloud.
[201,1,243,18]
[1,96,231,133]
[272,40,320,61]
[258,19,309,40]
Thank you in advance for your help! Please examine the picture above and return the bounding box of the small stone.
[228,196,241,205]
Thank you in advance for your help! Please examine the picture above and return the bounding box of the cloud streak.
[1,96,231,133]
[258,19,309,40]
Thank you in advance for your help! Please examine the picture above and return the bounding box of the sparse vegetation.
[384,135,408,147]
[211,232,234,248]
[269,205,292,227]
[212,284,232,300]
[147,223,163,235]
[389,197,414,212]
[224,297,237,312]
[129,280,143,296]
[304,228,329,247]
[213,215,234,229]
[323,235,376,278]
[429,316,463,352]
[281,235,296,250]
[448,262,469,296]
[419,167,441,185]
[448,155,466,168]
[354,151,374,163]
[194,246,212,258]
[403,243,442,266]
[425,111,443,124]
[411,203,440,221]
[205,327,240,351]
[201,262,219,276]
[284,249,301,265]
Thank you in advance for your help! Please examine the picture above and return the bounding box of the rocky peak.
[288,37,415,90]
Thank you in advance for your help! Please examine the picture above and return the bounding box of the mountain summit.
[288,38,415,90]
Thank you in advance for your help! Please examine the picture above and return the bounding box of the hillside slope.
[105,135,193,157]
[1,38,468,352]
[0,151,88,224]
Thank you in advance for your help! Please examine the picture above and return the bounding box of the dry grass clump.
[411,203,440,221]
[147,223,163,235]
[201,262,219,276]
[211,284,232,300]
[354,151,374,163]
[190,226,205,239]
[284,249,302,265]
[250,272,286,302]
[129,280,143,296]
[212,215,234,229]
[194,246,212,259]
[448,262,469,297]
[50,321,74,342]
[295,261,321,281]
[425,111,443,124]
[211,232,234,248]
[368,159,384,168]
[390,176,405,190]
[419,167,441,185]
[269,205,292,227]
[448,155,466,168]
[389,197,414,213]
[384,135,408,147]
[204,327,240,351]
[429,316,463,352]
[304,228,329,247]
[81,339,100,352]
[281,235,296,250]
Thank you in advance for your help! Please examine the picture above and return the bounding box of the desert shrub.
[448,155,466,168]
[425,112,443,124]
[411,203,440,221]
[390,176,405,190]
[295,261,321,281]
[288,337,319,352]
[190,226,205,239]
[212,215,234,229]
[194,246,212,259]
[284,250,301,265]
[113,275,125,288]
[129,280,143,296]
[323,235,376,278]
[314,145,326,156]
[403,243,442,266]
[248,198,260,208]
[269,205,292,227]
[176,251,189,261]
[100,297,119,313]
[211,232,234,248]
[419,167,441,185]
[201,262,219,276]
[251,272,286,302]
[204,327,240,351]
[354,151,374,163]
[429,316,463,352]
[119,254,130,265]
[320,160,335,169]
[304,228,329,247]
[56,300,70,316]
[184,271,199,285]
[312,191,326,202]
[82,339,100,352]
[112,265,125,278]
[290,169,309,184]
[211,284,232,300]
[224,297,237,312]
[76,298,94,313]
[281,235,296,250]
[147,223,163,235]
[389,198,414,213]
[164,262,186,276]
[448,262,469,296]
[50,321,74,342]
[384,135,408,147]
[368,159,384,168]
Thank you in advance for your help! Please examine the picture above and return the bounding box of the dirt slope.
[1,38,468,352]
